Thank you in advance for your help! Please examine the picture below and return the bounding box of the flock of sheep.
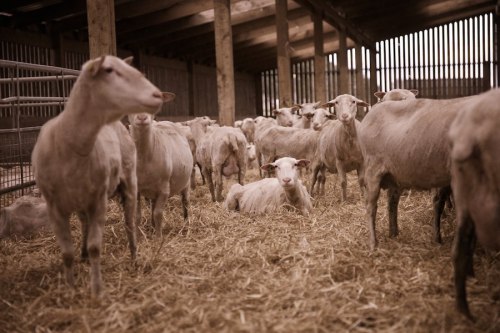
[22,55,500,321]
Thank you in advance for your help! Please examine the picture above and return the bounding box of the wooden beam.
[276,0,292,107]
[338,28,348,94]
[13,0,86,27]
[86,0,116,58]
[0,0,44,12]
[115,0,182,20]
[313,10,326,103]
[355,43,364,100]
[213,0,235,126]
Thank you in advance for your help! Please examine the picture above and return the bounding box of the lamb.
[358,94,481,250]
[196,126,248,202]
[448,89,500,320]
[31,55,166,296]
[374,88,418,102]
[0,194,49,239]
[313,94,369,200]
[129,112,193,235]
[224,157,312,216]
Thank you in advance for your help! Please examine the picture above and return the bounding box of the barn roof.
[0,0,496,73]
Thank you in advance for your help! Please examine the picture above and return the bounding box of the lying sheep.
[129,112,193,235]
[448,89,500,320]
[0,194,49,239]
[359,94,481,250]
[196,126,248,202]
[224,157,312,215]
[320,94,369,201]
[31,55,165,296]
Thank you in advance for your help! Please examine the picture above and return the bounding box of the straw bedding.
[0,169,499,332]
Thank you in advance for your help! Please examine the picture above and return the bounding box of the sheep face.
[311,108,334,131]
[323,94,369,125]
[81,56,168,123]
[261,157,310,189]
[272,107,296,127]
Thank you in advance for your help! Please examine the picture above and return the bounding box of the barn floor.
[0,169,499,332]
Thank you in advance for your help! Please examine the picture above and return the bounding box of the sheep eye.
[104,67,113,74]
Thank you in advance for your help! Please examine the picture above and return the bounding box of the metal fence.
[0,60,79,208]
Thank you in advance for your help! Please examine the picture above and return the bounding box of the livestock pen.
[0,170,499,332]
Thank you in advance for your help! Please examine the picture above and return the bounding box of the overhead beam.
[13,0,86,27]
[313,10,326,103]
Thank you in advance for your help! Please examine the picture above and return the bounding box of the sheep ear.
[410,89,419,96]
[321,102,333,108]
[374,91,386,99]
[272,109,280,115]
[87,56,106,77]
[291,105,301,113]
[356,99,370,108]
[123,56,134,65]
[296,159,310,168]
[313,101,322,108]
[261,163,276,172]
[161,92,176,103]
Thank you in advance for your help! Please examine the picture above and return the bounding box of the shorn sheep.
[224,157,312,216]
[448,89,500,320]
[31,55,166,297]
[358,94,481,250]
[129,112,193,235]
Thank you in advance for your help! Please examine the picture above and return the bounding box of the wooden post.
[86,0,117,58]
[276,0,292,107]
[313,11,326,103]
[188,60,195,117]
[214,0,235,126]
[338,28,349,94]
[355,43,364,100]
[370,49,378,105]
[255,73,264,116]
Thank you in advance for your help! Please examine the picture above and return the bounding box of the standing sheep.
[374,88,418,102]
[31,55,165,297]
[448,89,500,319]
[359,95,480,250]
[196,126,248,202]
[224,157,312,216]
[129,111,193,235]
[318,94,369,201]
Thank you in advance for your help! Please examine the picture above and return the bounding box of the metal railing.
[0,59,79,208]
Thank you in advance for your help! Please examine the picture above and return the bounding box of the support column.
[313,11,326,103]
[338,28,349,94]
[86,0,116,58]
[355,43,364,100]
[276,0,292,107]
[214,0,235,126]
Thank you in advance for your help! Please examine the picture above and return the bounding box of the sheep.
[0,194,49,239]
[245,143,257,169]
[448,89,500,320]
[272,106,297,127]
[253,117,277,176]
[358,94,481,250]
[234,120,243,128]
[31,55,166,297]
[196,126,248,202]
[129,113,193,235]
[293,102,321,129]
[374,88,418,102]
[319,94,369,201]
[224,157,312,216]
[311,107,335,131]
[240,117,256,143]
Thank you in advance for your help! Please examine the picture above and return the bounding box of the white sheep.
[240,117,256,143]
[293,102,321,129]
[129,113,193,235]
[374,88,418,102]
[224,157,312,215]
[321,94,369,201]
[272,106,297,127]
[0,194,49,239]
[31,55,166,297]
[448,88,500,319]
[196,126,248,202]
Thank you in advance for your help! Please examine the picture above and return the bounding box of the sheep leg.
[357,165,366,199]
[77,212,89,261]
[387,186,401,238]
[452,210,476,321]
[50,206,75,287]
[197,162,206,185]
[152,192,168,236]
[309,162,320,195]
[335,160,348,202]
[214,166,224,202]
[181,187,189,220]
[86,199,106,298]
[432,186,451,244]
[319,167,327,196]
[203,167,216,202]
[190,166,197,190]
[364,170,381,250]
[121,180,137,260]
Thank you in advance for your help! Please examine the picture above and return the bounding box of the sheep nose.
[136,114,148,122]
[341,113,349,120]
[152,91,163,99]
[282,177,291,184]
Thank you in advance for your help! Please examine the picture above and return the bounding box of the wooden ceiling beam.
[13,0,86,27]
[115,0,183,20]
[0,0,55,13]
